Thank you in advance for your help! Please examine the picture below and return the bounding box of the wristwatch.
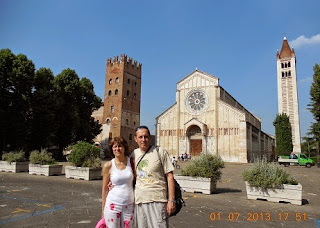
[168,199,176,203]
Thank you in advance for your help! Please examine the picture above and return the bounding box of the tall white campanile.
[276,36,301,153]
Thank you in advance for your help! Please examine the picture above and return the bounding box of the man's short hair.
[135,125,150,136]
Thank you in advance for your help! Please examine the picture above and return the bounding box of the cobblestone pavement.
[0,162,319,228]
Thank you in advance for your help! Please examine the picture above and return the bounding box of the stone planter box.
[0,161,29,173]
[245,181,302,205]
[175,175,216,194]
[65,166,102,181]
[29,164,63,176]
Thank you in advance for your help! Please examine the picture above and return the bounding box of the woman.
[101,137,135,228]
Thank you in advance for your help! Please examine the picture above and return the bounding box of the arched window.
[285,62,288,68]
[133,121,136,126]
[134,81,137,87]
[288,61,291,67]
[126,119,129,125]
[115,89,118,95]
[108,90,112,96]
[106,118,111,124]
[288,71,291,76]
[127,90,130,96]
[109,79,112,84]
[127,79,130,84]
[115,77,119,83]
[133,93,137,98]
[282,72,284,77]
[281,63,284,68]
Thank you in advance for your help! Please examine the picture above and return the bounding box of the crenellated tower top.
[107,54,142,72]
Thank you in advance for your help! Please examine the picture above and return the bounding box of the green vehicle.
[278,153,315,168]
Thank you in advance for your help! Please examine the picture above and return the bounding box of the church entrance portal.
[187,125,202,156]
[190,139,202,156]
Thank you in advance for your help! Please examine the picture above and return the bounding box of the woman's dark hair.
[109,136,130,157]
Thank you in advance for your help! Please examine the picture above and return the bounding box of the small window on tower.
[109,79,112,84]
[128,79,130,84]
[133,93,136,98]
[111,106,114,113]
[115,89,118,95]
[281,63,284,68]
[288,71,291,76]
[134,81,137,87]
[126,119,129,125]
[127,90,130,96]
[115,77,119,83]
[133,121,136,126]
[288,61,291,67]
[282,72,284,77]
[106,118,111,124]
[285,62,288,68]
[108,90,112,96]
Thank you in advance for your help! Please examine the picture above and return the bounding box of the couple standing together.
[101,126,176,228]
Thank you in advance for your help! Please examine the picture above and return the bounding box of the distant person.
[171,156,176,166]
[101,137,135,228]
[132,125,175,228]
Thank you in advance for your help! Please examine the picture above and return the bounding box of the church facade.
[155,70,275,163]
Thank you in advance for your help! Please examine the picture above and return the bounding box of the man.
[132,125,175,228]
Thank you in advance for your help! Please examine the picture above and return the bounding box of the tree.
[301,136,316,157]
[53,69,101,151]
[0,49,102,156]
[308,63,320,159]
[273,113,293,156]
[0,49,35,153]
[30,68,55,150]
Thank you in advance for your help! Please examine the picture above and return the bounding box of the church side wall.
[217,101,247,162]
[220,87,261,130]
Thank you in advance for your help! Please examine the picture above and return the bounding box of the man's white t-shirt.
[132,146,174,204]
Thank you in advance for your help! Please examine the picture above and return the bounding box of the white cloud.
[299,77,313,84]
[290,34,320,48]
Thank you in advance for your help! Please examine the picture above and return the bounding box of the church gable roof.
[177,69,219,90]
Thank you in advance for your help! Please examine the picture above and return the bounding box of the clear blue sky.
[1,0,320,138]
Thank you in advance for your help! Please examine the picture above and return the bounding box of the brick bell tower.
[102,54,142,151]
[276,36,301,153]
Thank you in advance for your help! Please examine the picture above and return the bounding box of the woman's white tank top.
[106,157,134,205]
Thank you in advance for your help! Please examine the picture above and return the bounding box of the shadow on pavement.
[212,188,242,194]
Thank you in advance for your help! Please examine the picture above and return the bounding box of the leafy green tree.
[0,49,35,153]
[53,69,101,151]
[30,68,55,150]
[0,49,15,152]
[308,63,320,158]
[273,113,293,156]
[74,77,102,142]
[301,136,316,157]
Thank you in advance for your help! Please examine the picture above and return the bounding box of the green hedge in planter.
[67,141,101,168]
[29,149,56,165]
[2,150,26,163]
[242,159,298,190]
[180,154,225,182]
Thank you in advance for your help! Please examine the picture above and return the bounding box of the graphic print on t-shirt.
[137,159,148,179]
